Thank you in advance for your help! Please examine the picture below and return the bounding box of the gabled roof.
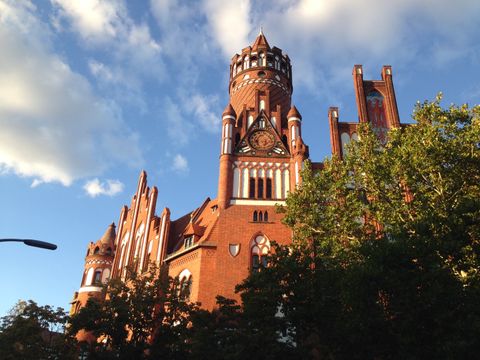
[167,198,219,254]
[234,111,289,157]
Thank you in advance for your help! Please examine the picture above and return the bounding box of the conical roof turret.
[222,103,236,118]
[251,29,271,50]
[99,222,116,247]
[287,105,302,120]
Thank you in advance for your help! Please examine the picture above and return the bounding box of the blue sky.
[0,0,479,316]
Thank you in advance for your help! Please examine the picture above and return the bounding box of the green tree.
[69,264,198,359]
[236,97,480,359]
[0,300,76,360]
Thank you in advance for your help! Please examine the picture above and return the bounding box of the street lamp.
[0,239,57,250]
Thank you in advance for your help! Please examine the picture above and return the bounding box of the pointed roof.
[99,222,116,246]
[222,103,236,117]
[251,29,271,51]
[287,105,302,120]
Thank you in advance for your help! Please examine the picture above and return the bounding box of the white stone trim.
[288,117,301,122]
[230,199,285,206]
[222,115,235,121]
[78,286,103,293]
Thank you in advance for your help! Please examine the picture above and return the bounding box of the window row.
[252,210,269,222]
[232,53,290,78]
[232,167,290,200]
[249,177,273,199]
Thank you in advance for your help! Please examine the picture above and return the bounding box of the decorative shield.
[229,244,240,257]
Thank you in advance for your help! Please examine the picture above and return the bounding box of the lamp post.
[0,239,57,250]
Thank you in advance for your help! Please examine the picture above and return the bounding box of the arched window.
[105,247,112,255]
[264,211,269,222]
[143,241,153,271]
[259,211,263,222]
[259,100,265,111]
[249,178,256,198]
[178,269,192,301]
[85,268,94,286]
[253,211,258,222]
[259,117,265,128]
[266,178,272,199]
[93,247,100,254]
[258,178,264,198]
[235,133,240,147]
[93,269,102,284]
[251,235,270,272]
[101,268,110,284]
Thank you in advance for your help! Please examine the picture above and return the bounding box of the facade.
[70,32,403,318]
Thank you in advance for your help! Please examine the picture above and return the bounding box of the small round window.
[258,71,266,78]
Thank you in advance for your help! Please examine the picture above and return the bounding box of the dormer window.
[184,236,194,249]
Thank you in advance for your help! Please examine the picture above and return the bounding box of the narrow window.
[252,255,260,272]
[264,211,269,222]
[179,276,192,300]
[259,211,263,222]
[235,133,240,147]
[259,100,265,111]
[184,236,194,249]
[258,178,264,198]
[93,270,102,284]
[253,211,258,222]
[93,247,100,254]
[249,178,256,198]
[266,178,272,199]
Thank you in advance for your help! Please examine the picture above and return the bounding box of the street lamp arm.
[0,239,57,250]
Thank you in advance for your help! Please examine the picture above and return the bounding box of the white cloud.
[51,0,126,43]
[163,98,194,146]
[197,0,480,95]
[187,94,220,133]
[84,178,124,197]
[172,154,189,173]
[0,0,143,186]
[52,0,163,86]
[202,0,251,58]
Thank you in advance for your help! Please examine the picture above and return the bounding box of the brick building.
[70,31,403,318]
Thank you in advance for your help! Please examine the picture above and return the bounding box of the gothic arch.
[250,233,271,271]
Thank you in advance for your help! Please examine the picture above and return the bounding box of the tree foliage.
[0,300,76,360]
[236,97,480,359]
[69,264,198,359]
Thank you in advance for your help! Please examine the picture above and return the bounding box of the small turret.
[70,223,116,342]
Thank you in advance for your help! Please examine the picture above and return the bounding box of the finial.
[259,26,263,36]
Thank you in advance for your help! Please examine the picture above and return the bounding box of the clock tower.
[217,30,307,209]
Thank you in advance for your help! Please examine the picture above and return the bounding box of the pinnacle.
[252,29,270,50]
[287,105,302,120]
[99,222,116,246]
[222,103,236,117]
